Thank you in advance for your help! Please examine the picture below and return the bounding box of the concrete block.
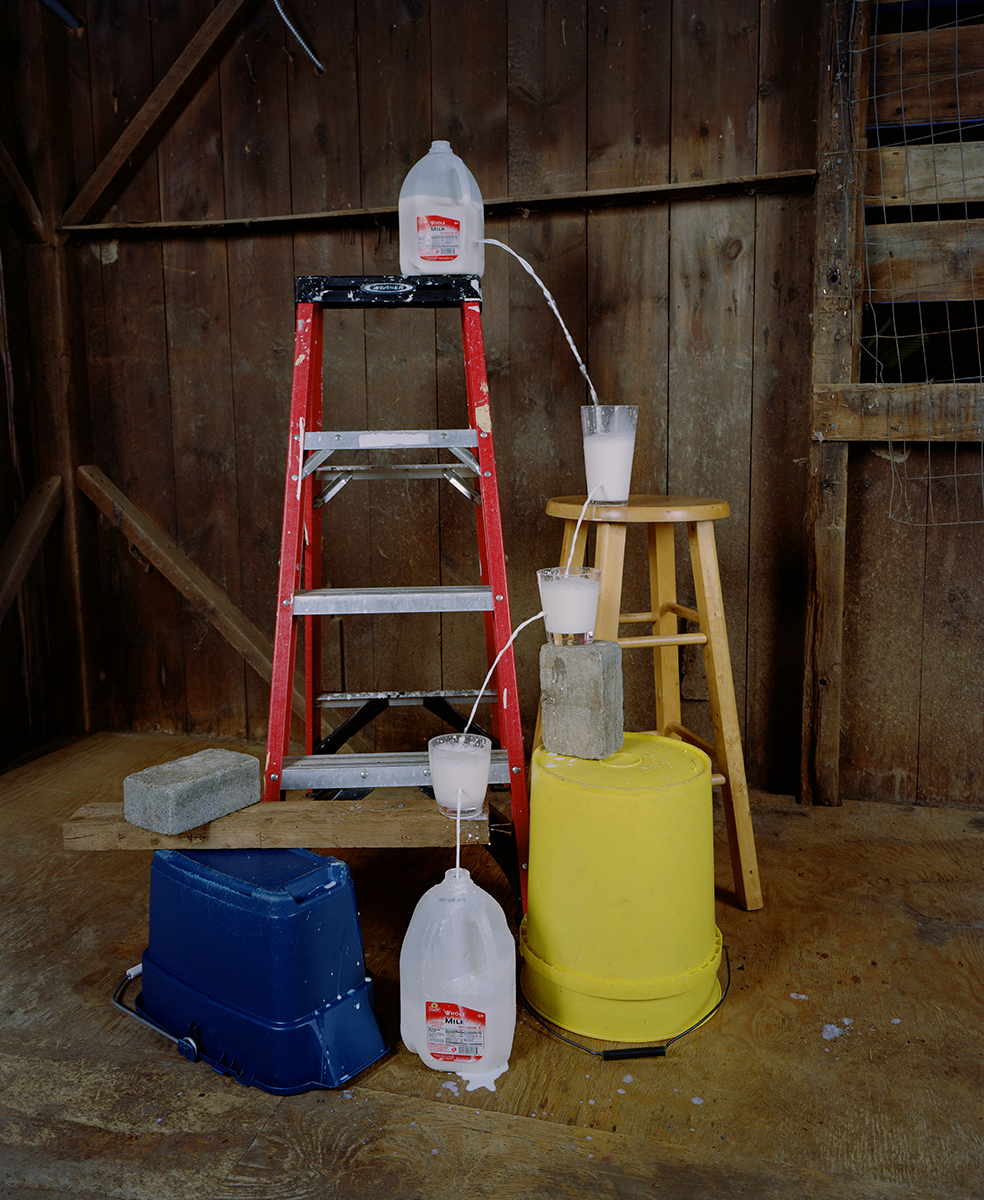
[539,640,623,760]
[124,748,261,835]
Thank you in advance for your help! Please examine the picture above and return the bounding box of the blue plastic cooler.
[137,848,387,1094]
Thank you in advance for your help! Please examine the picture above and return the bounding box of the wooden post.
[802,0,868,805]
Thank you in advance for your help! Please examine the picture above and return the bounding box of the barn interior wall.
[0,0,855,801]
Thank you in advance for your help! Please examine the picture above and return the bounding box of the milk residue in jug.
[400,868,515,1085]
[399,141,485,276]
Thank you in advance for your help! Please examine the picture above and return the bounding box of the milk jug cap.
[429,140,453,154]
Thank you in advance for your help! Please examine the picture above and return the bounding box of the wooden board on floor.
[3,731,984,1199]
[63,790,490,850]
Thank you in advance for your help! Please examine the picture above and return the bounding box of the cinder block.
[539,640,623,760]
[124,748,261,835]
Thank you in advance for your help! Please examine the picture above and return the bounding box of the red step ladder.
[263,275,529,904]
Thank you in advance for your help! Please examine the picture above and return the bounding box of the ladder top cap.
[546,495,731,523]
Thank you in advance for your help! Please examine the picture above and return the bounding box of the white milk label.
[425,1001,486,1061]
[417,214,461,261]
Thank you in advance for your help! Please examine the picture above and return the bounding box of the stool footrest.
[618,631,707,649]
[662,601,700,623]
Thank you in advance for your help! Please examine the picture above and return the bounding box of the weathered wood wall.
[2,0,821,794]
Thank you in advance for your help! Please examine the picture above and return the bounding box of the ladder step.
[294,586,494,616]
[279,749,512,791]
[305,429,478,451]
[315,689,495,707]
[296,275,482,307]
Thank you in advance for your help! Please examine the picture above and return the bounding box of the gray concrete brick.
[124,748,261,834]
[539,640,623,760]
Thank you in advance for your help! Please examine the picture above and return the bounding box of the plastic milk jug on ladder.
[400,869,515,1083]
[399,141,485,276]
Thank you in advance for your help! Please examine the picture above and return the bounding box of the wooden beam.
[864,144,984,207]
[870,24,984,126]
[801,441,849,808]
[0,475,63,624]
[62,789,488,851]
[814,382,984,442]
[60,0,266,228]
[76,464,368,750]
[59,168,818,239]
[863,218,984,304]
[0,139,46,243]
[803,0,868,807]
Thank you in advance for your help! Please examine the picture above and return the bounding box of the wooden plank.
[582,0,669,733]
[0,137,45,242]
[431,0,511,727]
[355,0,439,754]
[870,25,984,127]
[153,0,246,739]
[745,193,814,794]
[863,218,984,304]
[0,475,63,624]
[83,0,188,733]
[801,441,849,806]
[803,0,868,806]
[667,195,755,747]
[814,382,984,442]
[218,4,298,744]
[59,168,818,239]
[915,447,984,805]
[865,144,984,207]
[62,790,489,851]
[586,0,671,190]
[757,0,823,174]
[670,0,759,182]
[839,445,925,804]
[502,0,589,752]
[287,0,365,703]
[61,0,265,226]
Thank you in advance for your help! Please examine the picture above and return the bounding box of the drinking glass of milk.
[537,567,601,645]
[427,732,492,818]
[581,405,638,504]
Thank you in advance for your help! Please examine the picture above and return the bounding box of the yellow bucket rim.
[519,921,723,1001]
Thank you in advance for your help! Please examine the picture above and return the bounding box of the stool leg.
[649,522,681,734]
[593,521,627,642]
[688,520,763,911]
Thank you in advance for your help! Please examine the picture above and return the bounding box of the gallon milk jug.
[400,868,515,1077]
[399,140,485,276]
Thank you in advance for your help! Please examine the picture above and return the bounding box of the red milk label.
[417,214,461,261]
[424,1001,486,1061]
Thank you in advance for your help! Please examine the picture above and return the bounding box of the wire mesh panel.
[849,0,984,524]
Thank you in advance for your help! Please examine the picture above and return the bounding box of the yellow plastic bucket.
[520,732,722,1042]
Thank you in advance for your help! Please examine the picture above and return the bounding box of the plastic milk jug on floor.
[400,868,515,1079]
[399,140,485,276]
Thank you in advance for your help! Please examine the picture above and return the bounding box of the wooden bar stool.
[540,495,763,912]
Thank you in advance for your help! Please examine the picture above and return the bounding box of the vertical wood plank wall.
[4,0,824,795]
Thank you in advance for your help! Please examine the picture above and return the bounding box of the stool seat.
[540,492,762,911]
[546,495,731,524]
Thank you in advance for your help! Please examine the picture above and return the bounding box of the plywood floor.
[1,731,982,1200]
